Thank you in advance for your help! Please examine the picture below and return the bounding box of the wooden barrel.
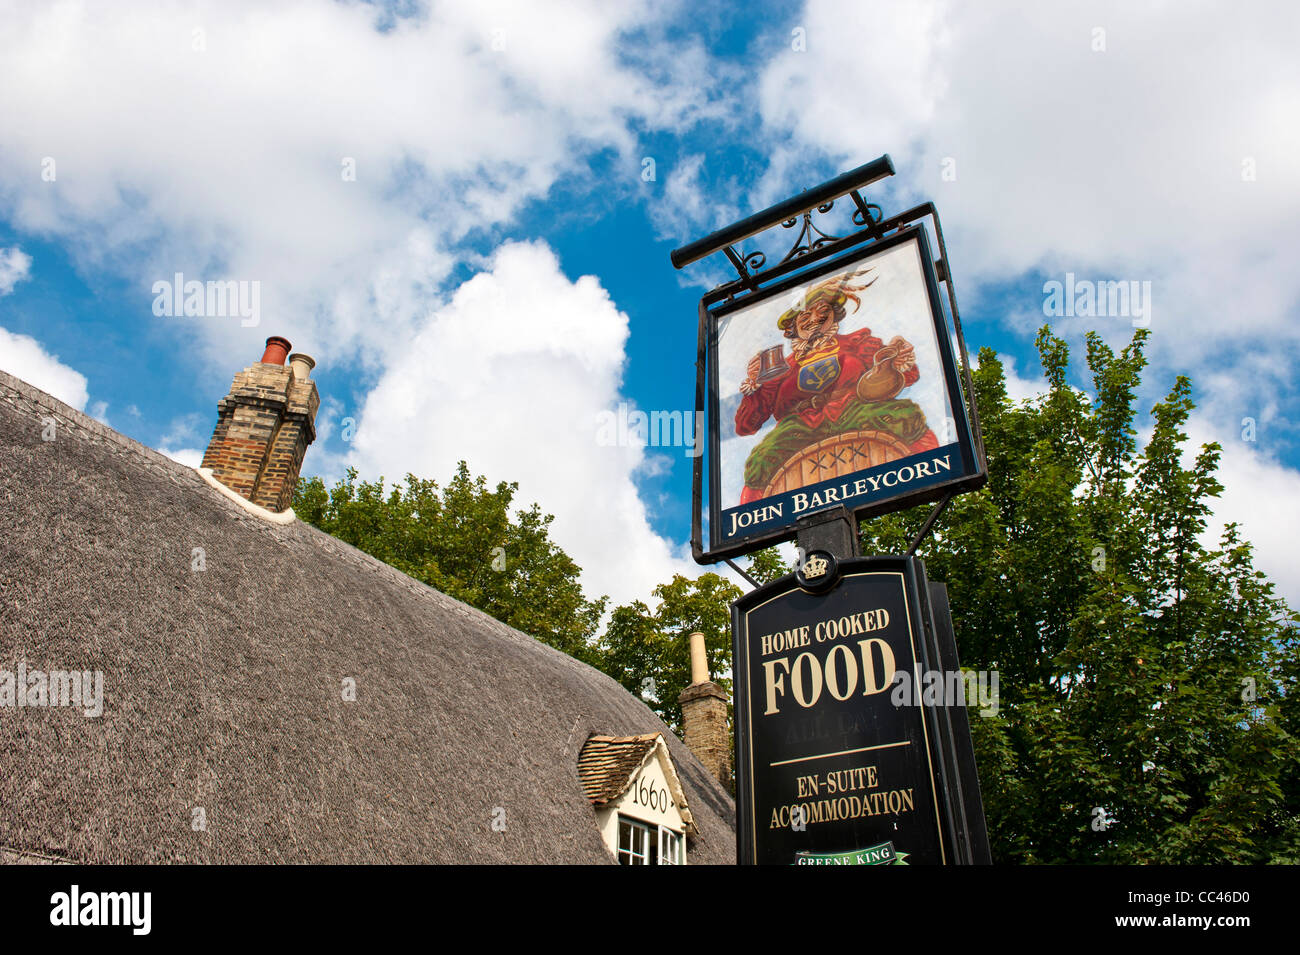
[761,429,912,497]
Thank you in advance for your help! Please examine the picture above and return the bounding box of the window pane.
[617,816,671,866]
[633,823,647,865]
[659,828,680,865]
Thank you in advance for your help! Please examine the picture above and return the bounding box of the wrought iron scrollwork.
[722,245,768,287]
[710,179,887,288]
[778,200,844,264]
[848,189,883,229]
[851,202,883,227]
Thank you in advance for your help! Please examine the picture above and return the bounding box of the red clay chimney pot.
[260,336,292,365]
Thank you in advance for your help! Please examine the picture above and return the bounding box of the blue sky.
[1,0,1297,609]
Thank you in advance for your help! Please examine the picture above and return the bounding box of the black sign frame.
[730,554,990,865]
[680,170,990,565]
[701,225,984,559]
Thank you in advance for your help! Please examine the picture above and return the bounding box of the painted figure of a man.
[735,270,938,504]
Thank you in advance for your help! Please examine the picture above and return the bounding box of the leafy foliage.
[855,326,1298,863]
[294,463,606,665]
[744,546,793,586]
[598,572,741,734]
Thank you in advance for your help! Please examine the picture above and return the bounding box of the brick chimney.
[678,631,732,790]
[200,336,320,513]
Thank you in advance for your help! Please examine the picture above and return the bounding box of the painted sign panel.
[706,226,983,556]
[731,556,954,865]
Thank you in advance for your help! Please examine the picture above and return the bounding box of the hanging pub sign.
[673,157,992,865]
[706,226,983,558]
[731,554,987,865]
[671,155,987,564]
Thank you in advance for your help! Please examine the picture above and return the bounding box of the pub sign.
[702,226,984,561]
[731,554,984,865]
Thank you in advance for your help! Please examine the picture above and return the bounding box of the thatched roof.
[0,369,736,864]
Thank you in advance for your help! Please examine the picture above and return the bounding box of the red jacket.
[735,328,919,436]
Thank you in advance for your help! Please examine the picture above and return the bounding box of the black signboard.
[731,554,989,865]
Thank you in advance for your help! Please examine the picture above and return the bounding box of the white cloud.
[1187,417,1300,610]
[755,0,1300,609]
[160,447,204,468]
[350,240,696,608]
[759,0,1300,413]
[758,2,947,173]
[0,0,718,371]
[646,152,747,247]
[998,355,1048,406]
[160,411,204,449]
[0,1,735,611]
[0,325,89,410]
[0,246,31,295]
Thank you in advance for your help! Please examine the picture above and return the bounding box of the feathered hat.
[776,268,878,330]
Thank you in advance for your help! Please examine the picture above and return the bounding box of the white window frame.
[617,816,651,865]
[617,815,684,865]
[658,825,683,865]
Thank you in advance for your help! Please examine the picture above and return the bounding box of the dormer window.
[578,733,696,865]
[617,817,654,865]
[616,817,685,865]
[659,825,683,865]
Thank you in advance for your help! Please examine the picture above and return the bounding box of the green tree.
[855,326,1298,863]
[744,546,791,586]
[599,573,741,734]
[294,462,607,665]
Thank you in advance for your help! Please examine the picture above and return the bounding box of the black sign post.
[671,157,993,864]
[731,554,990,865]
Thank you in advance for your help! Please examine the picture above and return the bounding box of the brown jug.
[856,345,904,401]
[754,344,790,384]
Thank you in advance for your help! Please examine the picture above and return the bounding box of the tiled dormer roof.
[577,733,697,834]
[578,734,663,805]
